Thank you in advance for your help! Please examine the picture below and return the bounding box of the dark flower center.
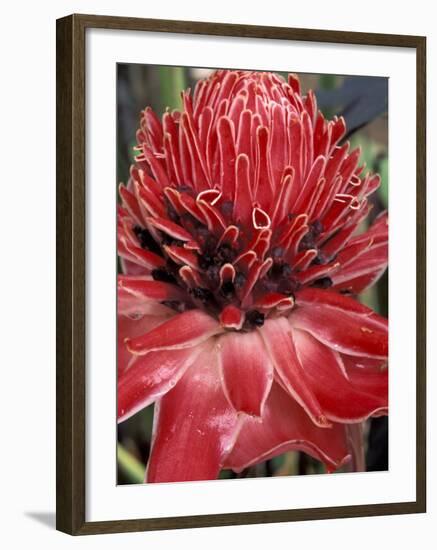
[132,197,335,330]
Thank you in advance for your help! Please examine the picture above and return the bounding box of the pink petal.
[344,356,389,400]
[341,353,387,371]
[118,288,175,317]
[293,328,387,422]
[126,309,223,355]
[259,318,329,427]
[345,424,366,472]
[118,275,185,302]
[224,382,350,473]
[118,314,172,375]
[296,287,377,315]
[118,346,203,422]
[293,289,388,358]
[331,242,388,293]
[217,331,273,416]
[147,343,240,482]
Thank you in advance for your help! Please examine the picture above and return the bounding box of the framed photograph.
[56,14,426,535]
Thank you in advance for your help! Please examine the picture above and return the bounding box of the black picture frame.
[56,13,426,535]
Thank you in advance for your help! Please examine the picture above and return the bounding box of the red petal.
[288,73,301,95]
[137,145,170,188]
[255,126,273,210]
[118,236,165,271]
[119,185,145,226]
[217,331,273,416]
[236,111,252,161]
[196,199,227,233]
[118,346,203,422]
[252,207,271,229]
[126,309,222,355]
[180,112,210,190]
[164,244,199,269]
[219,263,236,285]
[224,382,350,473]
[179,265,202,288]
[217,225,240,248]
[270,167,296,226]
[259,318,329,427]
[293,328,387,422]
[254,292,295,310]
[292,290,388,359]
[146,216,193,242]
[219,305,244,330]
[217,116,237,200]
[147,343,240,482]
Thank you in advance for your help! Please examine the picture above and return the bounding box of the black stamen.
[204,234,218,253]
[312,277,333,289]
[206,264,220,286]
[161,234,185,247]
[298,232,315,251]
[133,225,163,256]
[269,262,292,279]
[164,198,180,223]
[312,251,328,265]
[298,220,324,252]
[161,300,187,313]
[220,200,234,217]
[220,281,235,299]
[216,243,236,265]
[271,247,284,261]
[190,287,215,303]
[152,268,177,284]
[311,219,324,236]
[177,184,193,194]
[245,310,265,328]
[277,277,300,296]
[234,272,246,289]
[198,253,214,270]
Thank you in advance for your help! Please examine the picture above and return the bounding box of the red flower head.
[117,70,388,482]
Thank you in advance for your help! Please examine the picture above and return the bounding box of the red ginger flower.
[117,70,388,482]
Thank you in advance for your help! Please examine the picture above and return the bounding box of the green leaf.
[319,74,338,90]
[117,443,145,484]
[219,469,233,479]
[378,157,389,207]
[158,66,187,111]
[350,135,377,172]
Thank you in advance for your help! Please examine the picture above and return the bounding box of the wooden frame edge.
[56,14,427,535]
[415,35,427,515]
[56,14,86,535]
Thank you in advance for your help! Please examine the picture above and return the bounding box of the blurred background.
[117,65,388,484]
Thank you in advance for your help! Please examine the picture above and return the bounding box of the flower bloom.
[117,70,388,482]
